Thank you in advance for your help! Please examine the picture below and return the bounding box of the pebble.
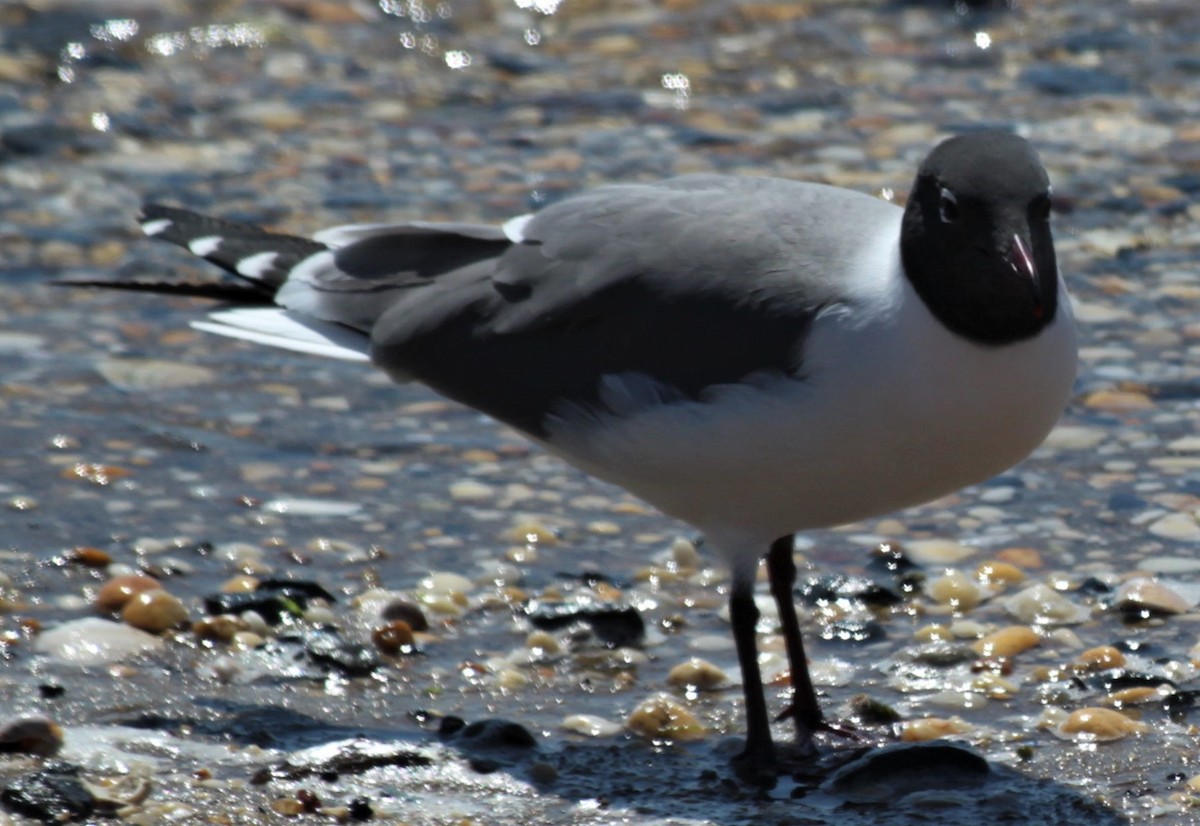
[121,589,189,633]
[665,657,728,690]
[561,714,623,738]
[372,621,415,654]
[975,560,1026,587]
[1003,583,1091,625]
[94,574,162,613]
[899,717,970,742]
[1116,578,1192,615]
[904,539,976,566]
[971,626,1040,658]
[0,717,63,757]
[448,479,495,502]
[625,695,707,741]
[926,571,983,612]
[1056,707,1148,741]
[1147,513,1200,542]
[33,617,164,665]
[1074,645,1126,671]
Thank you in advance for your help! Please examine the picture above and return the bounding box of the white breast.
[540,225,1078,562]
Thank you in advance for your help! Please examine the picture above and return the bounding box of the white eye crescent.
[938,187,959,223]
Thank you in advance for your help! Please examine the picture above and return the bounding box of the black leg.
[767,535,821,755]
[729,576,776,784]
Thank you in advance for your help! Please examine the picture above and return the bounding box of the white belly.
[541,246,1078,558]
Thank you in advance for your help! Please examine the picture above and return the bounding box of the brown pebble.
[1060,707,1147,740]
[900,717,970,742]
[1083,389,1154,410]
[219,575,260,593]
[626,695,707,741]
[61,463,131,485]
[121,589,189,633]
[372,621,415,654]
[95,574,161,613]
[971,625,1040,658]
[975,560,1025,586]
[193,615,248,643]
[270,797,305,816]
[65,547,112,568]
[529,761,558,785]
[995,547,1044,568]
[666,658,728,690]
[1075,645,1126,672]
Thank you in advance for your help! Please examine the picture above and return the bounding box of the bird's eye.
[938,187,959,223]
[1031,192,1052,222]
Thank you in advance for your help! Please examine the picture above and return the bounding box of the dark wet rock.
[347,796,373,820]
[1020,64,1133,96]
[1092,669,1176,693]
[1,123,91,157]
[865,542,921,576]
[526,601,645,648]
[1,762,94,823]
[821,741,990,804]
[303,629,381,677]
[203,579,333,624]
[379,599,429,631]
[1074,576,1115,597]
[798,574,904,609]
[0,717,63,757]
[1163,689,1200,720]
[257,579,337,603]
[846,694,903,725]
[203,591,302,624]
[819,618,886,644]
[441,717,538,750]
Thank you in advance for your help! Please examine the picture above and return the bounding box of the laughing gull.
[110,130,1076,782]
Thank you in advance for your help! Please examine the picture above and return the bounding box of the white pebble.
[33,618,163,665]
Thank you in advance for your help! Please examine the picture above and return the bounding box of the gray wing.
[366,175,899,437]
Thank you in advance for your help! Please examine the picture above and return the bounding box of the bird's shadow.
[125,699,1131,826]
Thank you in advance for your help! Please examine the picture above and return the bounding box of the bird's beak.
[1008,233,1043,319]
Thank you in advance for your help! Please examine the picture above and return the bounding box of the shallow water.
[2,0,1200,823]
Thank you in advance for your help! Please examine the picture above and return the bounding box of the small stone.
[1057,707,1147,741]
[666,657,728,690]
[899,717,970,742]
[33,617,163,665]
[193,615,248,643]
[1082,389,1154,410]
[561,714,623,738]
[975,560,1026,587]
[525,630,562,657]
[626,695,707,741]
[94,575,162,613]
[971,625,1040,658]
[0,717,63,757]
[1116,578,1192,615]
[995,547,1044,569]
[1075,645,1126,671]
[121,589,189,633]
[1148,513,1200,542]
[419,571,475,596]
[270,797,306,816]
[449,479,494,501]
[371,621,415,655]
[926,571,983,611]
[971,672,1019,699]
[1042,426,1107,450]
[65,547,112,568]
[1003,583,1090,625]
[905,539,975,565]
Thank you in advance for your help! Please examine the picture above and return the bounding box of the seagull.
[97,130,1076,782]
